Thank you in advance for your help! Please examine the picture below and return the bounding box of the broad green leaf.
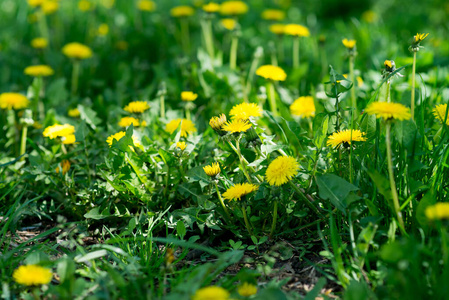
[84,207,110,220]
[316,174,358,213]
[77,104,101,130]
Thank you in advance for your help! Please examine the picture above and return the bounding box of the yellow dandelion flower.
[342,38,356,49]
[28,0,44,7]
[170,6,195,17]
[290,96,315,118]
[192,286,230,300]
[41,0,59,14]
[209,114,227,134]
[123,101,150,113]
[203,162,221,177]
[31,37,48,49]
[100,0,115,9]
[220,18,237,30]
[425,203,449,220]
[97,24,109,36]
[433,104,449,125]
[137,0,156,11]
[176,141,187,151]
[222,119,252,133]
[384,60,393,69]
[165,119,197,137]
[181,91,198,101]
[261,9,285,21]
[256,65,287,81]
[68,108,80,118]
[106,131,126,146]
[361,10,377,23]
[269,24,285,35]
[56,160,71,175]
[13,265,52,286]
[220,1,248,15]
[265,156,299,186]
[0,93,30,110]
[202,2,220,13]
[326,129,366,148]
[230,102,262,121]
[43,124,75,139]
[284,24,310,37]
[62,134,76,145]
[78,0,92,11]
[365,102,411,121]
[237,283,257,297]
[118,117,140,127]
[24,65,54,77]
[62,42,93,60]
[222,183,258,201]
[414,33,429,43]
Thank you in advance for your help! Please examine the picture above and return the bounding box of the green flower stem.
[293,36,300,69]
[271,48,278,66]
[185,107,191,120]
[33,76,44,120]
[214,182,231,221]
[411,51,417,121]
[163,165,170,198]
[160,94,165,118]
[385,122,405,232]
[19,125,28,160]
[201,18,215,61]
[241,203,253,236]
[267,81,278,117]
[349,55,356,115]
[71,60,80,96]
[37,10,49,41]
[180,18,190,54]
[244,48,262,101]
[235,136,253,184]
[320,46,327,79]
[288,181,323,217]
[230,35,239,70]
[385,80,391,103]
[269,199,278,239]
[61,143,67,155]
[349,143,353,184]
[277,36,284,64]
[227,140,263,182]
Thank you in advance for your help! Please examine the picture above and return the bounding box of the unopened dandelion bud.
[203,162,221,178]
[209,114,227,135]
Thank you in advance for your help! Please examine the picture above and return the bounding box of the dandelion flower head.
[42,0,59,14]
[256,65,287,81]
[181,91,198,102]
[124,101,150,113]
[0,93,30,110]
[222,119,252,133]
[165,119,197,137]
[118,117,140,127]
[290,96,315,118]
[219,1,248,15]
[203,162,221,177]
[261,9,285,21]
[220,18,237,30]
[265,156,299,186]
[209,114,227,133]
[170,6,195,17]
[43,124,75,140]
[342,38,356,49]
[414,33,429,43]
[31,37,48,49]
[192,286,230,300]
[106,131,140,147]
[24,65,54,77]
[56,160,71,175]
[68,108,80,118]
[78,0,92,11]
[269,24,285,35]
[284,24,310,37]
[62,42,93,59]
[97,24,109,36]
[13,265,52,286]
[433,104,449,126]
[425,203,449,220]
[222,183,258,201]
[137,0,156,11]
[327,129,366,148]
[230,102,262,121]
[365,102,411,121]
[202,2,220,13]
[176,141,187,151]
[237,283,258,297]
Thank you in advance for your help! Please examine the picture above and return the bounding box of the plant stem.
[385,122,405,231]
[277,36,284,63]
[288,181,323,217]
[71,60,80,96]
[180,18,190,54]
[235,136,253,184]
[37,10,49,41]
[349,55,356,115]
[411,51,417,121]
[269,199,278,239]
[244,47,262,101]
[241,204,253,236]
[293,36,300,69]
[227,140,263,182]
[214,182,231,221]
[201,18,215,61]
[385,80,391,103]
[19,125,28,160]
[230,35,238,70]
[160,94,165,118]
[267,81,278,117]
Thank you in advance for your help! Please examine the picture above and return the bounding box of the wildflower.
[170,6,195,18]
[100,0,114,9]
[41,0,59,14]
[209,114,227,135]
[203,162,221,177]
[192,286,230,300]
[24,65,54,77]
[68,108,80,118]
[62,134,76,145]
[265,156,299,186]
[222,119,252,133]
[31,37,48,49]
[433,104,449,125]
[342,38,356,49]
[106,131,126,146]
[28,0,44,7]
[78,0,92,11]
[410,33,429,52]
[0,93,30,110]
[97,24,109,36]
[176,141,187,151]
[118,117,140,127]
[43,124,75,139]
[269,24,285,35]
[124,101,150,113]
[56,160,71,175]
[12,265,52,286]
[165,119,197,137]
[327,129,366,148]
[361,10,377,23]
[425,203,449,220]
[220,18,236,31]
[290,96,315,118]
[237,282,258,297]
[384,60,395,72]
[62,42,93,60]
[181,91,198,101]
[219,1,248,15]
[365,102,411,121]
[256,65,287,81]
[202,2,220,13]
[284,24,310,37]
[137,0,156,12]
[230,102,262,121]
[222,183,258,201]
[261,9,285,21]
